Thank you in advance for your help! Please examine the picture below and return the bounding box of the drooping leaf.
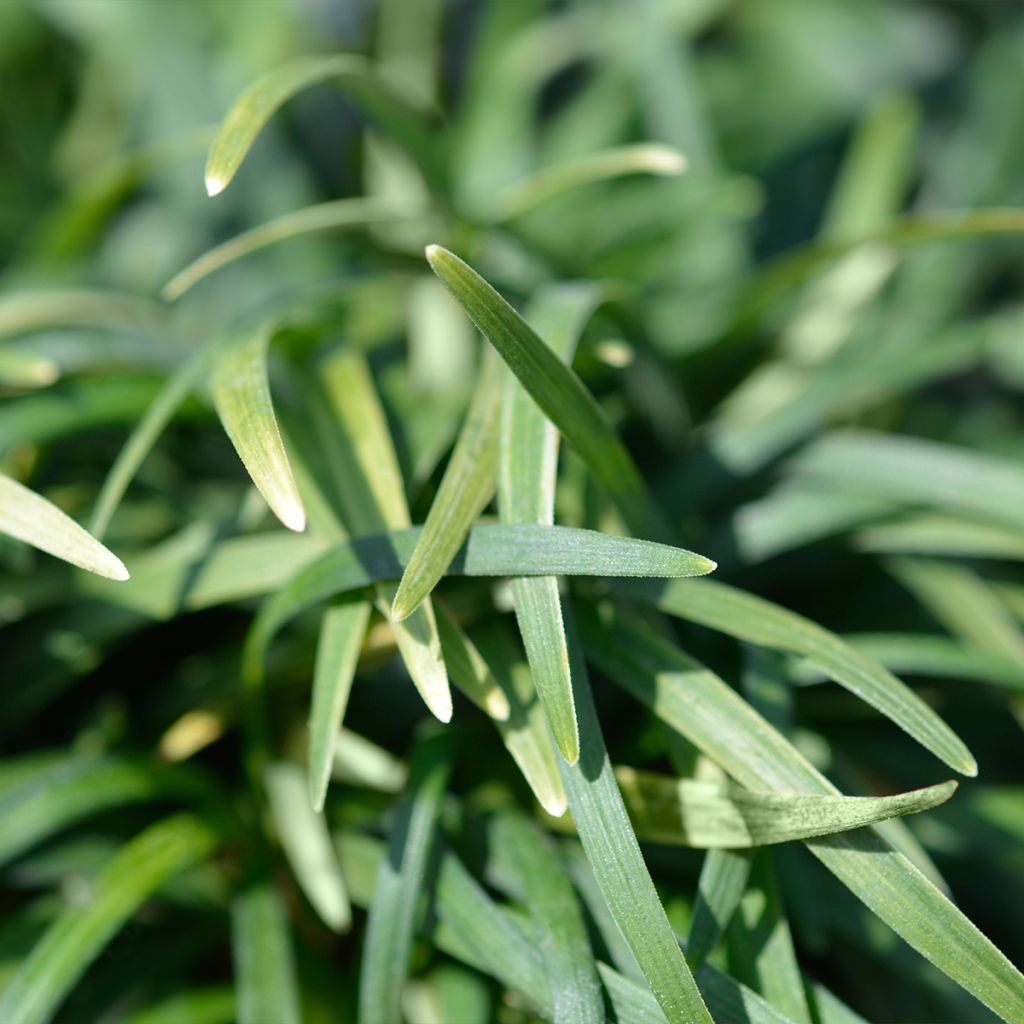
[0,815,218,1024]
[210,324,306,532]
[621,577,976,776]
[204,54,446,198]
[687,849,753,969]
[0,289,170,340]
[0,471,129,581]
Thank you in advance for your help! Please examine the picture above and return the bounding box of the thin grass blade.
[308,600,372,811]
[622,577,976,776]
[265,761,351,932]
[359,730,451,1024]
[0,815,218,1024]
[211,325,306,532]
[0,471,129,580]
[392,347,503,622]
[687,849,753,969]
[425,245,667,538]
[231,883,301,1024]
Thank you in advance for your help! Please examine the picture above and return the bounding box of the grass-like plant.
[1,2,1023,1022]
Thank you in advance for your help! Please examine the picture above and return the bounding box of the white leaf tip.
[104,558,131,582]
[205,173,227,197]
[278,502,307,533]
[637,145,688,175]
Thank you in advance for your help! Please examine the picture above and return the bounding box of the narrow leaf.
[499,282,605,765]
[231,883,301,1024]
[622,577,976,776]
[434,605,510,720]
[265,761,351,932]
[0,815,217,1024]
[359,731,451,1024]
[557,604,713,1024]
[582,604,1024,1024]
[0,471,129,580]
[392,347,503,622]
[211,325,306,532]
[425,245,667,538]
[687,849,753,969]
[612,766,956,848]
[205,54,445,198]
[0,288,169,340]
[308,600,372,811]
[491,811,603,1024]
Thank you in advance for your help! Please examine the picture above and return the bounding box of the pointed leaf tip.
[205,173,226,198]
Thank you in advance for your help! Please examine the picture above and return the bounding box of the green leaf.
[687,849,753,969]
[622,577,976,776]
[90,348,209,539]
[320,348,451,722]
[856,513,1024,561]
[0,348,59,388]
[308,600,372,811]
[333,729,408,793]
[425,245,668,539]
[359,730,451,1024]
[0,471,129,580]
[727,853,812,1024]
[210,325,306,532]
[499,282,605,765]
[204,54,445,199]
[494,143,687,220]
[491,810,603,1024]
[392,347,503,622]
[0,815,218,1024]
[434,605,510,720]
[162,198,406,301]
[789,430,1024,533]
[126,985,236,1024]
[0,289,170,340]
[231,883,301,1024]
[242,524,715,693]
[0,754,198,869]
[581,604,1024,1024]
[265,761,351,932]
[611,766,955,847]
[557,605,713,1024]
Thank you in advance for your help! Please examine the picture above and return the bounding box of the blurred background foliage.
[2,1,1024,1022]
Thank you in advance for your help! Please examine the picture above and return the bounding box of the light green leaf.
[622,577,976,776]
[90,348,209,539]
[0,289,170,341]
[163,198,405,301]
[581,604,1024,1024]
[231,883,301,1024]
[494,143,686,220]
[0,754,198,869]
[557,606,713,1024]
[332,729,408,793]
[687,849,753,969]
[434,605,510,720]
[856,513,1024,561]
[242,524,713,693]
[265,761,351,932]
[727,853,812,1024]
[499,282,605,765]
[211,325,306,532]
[320,348,451,722]
[359,731,451,1024]
[0,471,129,581]
[392,347,503,622]
[205,54,445,198]
[308,600,372,811]
[610,766,955,848]
[425,245,667,538]
[0,348,59,388]
[491,811,603,1024]
[789,430,1024,533]
[0,815,218,1024]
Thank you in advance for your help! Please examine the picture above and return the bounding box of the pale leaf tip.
[540,792,569,818]
[204,172,227,198]
[424,243,444,265]
[103,557,131,582]
[389,589,415,624]
[699,556,718,575]
[277,501,307,533]
[644,145,688,175]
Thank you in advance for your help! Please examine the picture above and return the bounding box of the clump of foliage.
[2,2,1024,1022]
